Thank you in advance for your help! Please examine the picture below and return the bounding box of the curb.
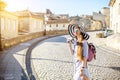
[25,34,62,80]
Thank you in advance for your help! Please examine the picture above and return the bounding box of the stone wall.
[46,30,68,35]
[0,31,44,50]
[0,30,68,50]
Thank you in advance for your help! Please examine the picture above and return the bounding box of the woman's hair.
[76,27,84,61]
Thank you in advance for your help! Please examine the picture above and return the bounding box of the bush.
[96,33,104,38]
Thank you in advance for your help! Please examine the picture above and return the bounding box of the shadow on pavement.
[0,44,29,80]
[109,67,120,71]
[44,36,67,43]
[89,64,120,71]
[31,57,73,64]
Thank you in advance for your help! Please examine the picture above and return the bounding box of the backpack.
[87,43,96,62]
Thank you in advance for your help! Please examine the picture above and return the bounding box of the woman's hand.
[67,37,73,55]
[80,68,89,80]
[80,68,84,76]
[67,37,72,43]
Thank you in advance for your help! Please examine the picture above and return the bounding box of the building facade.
[44,9,69,31]
[101,7,110,28]
[46,19,69,31]
[109,0,120,33]
[0,0,18,39]
[91,20,102,30]
[15,10,45,33]
[93,12,106,27]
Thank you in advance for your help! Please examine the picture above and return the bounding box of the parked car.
[104,29,113,37]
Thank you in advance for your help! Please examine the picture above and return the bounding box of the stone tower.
[101,7,110,28]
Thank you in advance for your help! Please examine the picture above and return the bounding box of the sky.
[4,0,110,16]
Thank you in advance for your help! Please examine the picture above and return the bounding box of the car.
[104,29,113,37]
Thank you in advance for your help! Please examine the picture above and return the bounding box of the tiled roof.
[15,10,32,17]
[15,10,44,19]
[59,14,69,16]
[47,19,69,24]
[32,12,44,19]
[0,10,18,16]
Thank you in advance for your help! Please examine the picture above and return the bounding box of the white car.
[104,29,113,37]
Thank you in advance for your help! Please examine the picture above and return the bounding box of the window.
[39,22,42,29]
[1,18,4,31]
[119,4,120,15]
[116,23,118,33]
[8,19,11,30]
[63,24,65,27]
[56,24,58,27]
[34,20,36,28]
[13,20,16,31]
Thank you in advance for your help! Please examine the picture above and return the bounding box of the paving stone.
[31,34,120,80]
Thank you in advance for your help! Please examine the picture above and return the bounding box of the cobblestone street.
[31,32,120,80]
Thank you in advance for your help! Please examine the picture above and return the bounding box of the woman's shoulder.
[82,40,88,48]
[82,40,88,44]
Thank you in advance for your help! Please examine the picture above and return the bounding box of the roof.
[0,10,18,17]
[32,12,44,19]
[47,19,69,24]
[15,10,44,19]
[15,10,32,17]
[109,0,116,6]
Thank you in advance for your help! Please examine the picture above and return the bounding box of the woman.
[67,24,90,80]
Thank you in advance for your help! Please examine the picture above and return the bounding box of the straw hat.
[68,19,90,40]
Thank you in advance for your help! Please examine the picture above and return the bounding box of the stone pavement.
[31,36,73,80]
[0,31,120,80]
[31,32,120,80]
[106,33,120,51]
[0,35,57,80]
[0,44,28,80]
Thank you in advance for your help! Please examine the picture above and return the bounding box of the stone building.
[0,0,18,39]
[93,7,110,29]
[15,10,45,33]
[70,15,103,31]
[44,9,69,32]
[101,7,110,28]
[93,12,106,27]
[105,0,120,51]
[79,16,91,30]
[46,19,69,31]
[109,0,120,34]
[91,20,102,30]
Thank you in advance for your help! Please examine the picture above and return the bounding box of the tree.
[0,0,7,11]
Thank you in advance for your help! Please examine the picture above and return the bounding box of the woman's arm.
[80,41,89,79]
[82,57,87,68]
[68,41,73,55]
[82,40,88,67]
[80,58,87,77]
[67,38,74,55]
